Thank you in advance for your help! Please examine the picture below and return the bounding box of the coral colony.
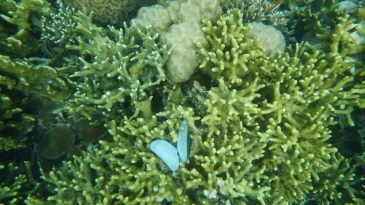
[1,0,365,204]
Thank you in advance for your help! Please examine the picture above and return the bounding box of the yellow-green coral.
[195,8,365,203]
[0,0,50,30]
[63,0,156,25]
[0,28,39,57]
[0,163,28,203]
[0,88,34,151]
[0,55,75,100]
[30,4,365,205]
[65,9,171,123]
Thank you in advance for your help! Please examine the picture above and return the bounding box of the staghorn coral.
[286,0,365,54]
[0,26,39,58]
[28,5,365,205]
[0,161,39,204]
[64,9,171,124]
[0,0,49,58]
[195,8,365,203]
[0,163,27,203]
[224,0,287,28]
[41,0,79,46]
[38,148,111,204]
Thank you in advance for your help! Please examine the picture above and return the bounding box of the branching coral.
[41,0,79,46]
[196,8,365,203]
[0,89,34,151]
[224,0,287,28]
[0,0,50,30]
[0,163,27,203]
[63,0,157,25]
[65,9,171,123]
[0,55,75,100]
[28,3,365,205]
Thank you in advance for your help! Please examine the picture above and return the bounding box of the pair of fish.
[150,120,189,172]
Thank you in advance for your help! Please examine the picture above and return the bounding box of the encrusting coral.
[27,2,365,203]
[0,0,50,30]
[0,55,75,101]
[0,0,50,58]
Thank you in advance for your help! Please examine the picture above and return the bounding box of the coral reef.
[224,0,287,28]
[248,22,286,57]
[195,8,365,203]
[0,163,28,203]
[0,55,75,100]
[28,5,365,204]
[0,88,35,151]
[132,0,222,82]
[133,0,289,83]
[0,161,39,204]
[63,0,157,25]
[65,9,171,123]
[0,0,50,58]
[0,27,39,58]
[0,0,363,204]
[0,53,74,151]
[288,0,365,53]
[42,0,79,46]
[0,0,50,30]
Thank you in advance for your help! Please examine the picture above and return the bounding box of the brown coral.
[63,0,156,25]
[78,119,106,143]
[39,126,75,159]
